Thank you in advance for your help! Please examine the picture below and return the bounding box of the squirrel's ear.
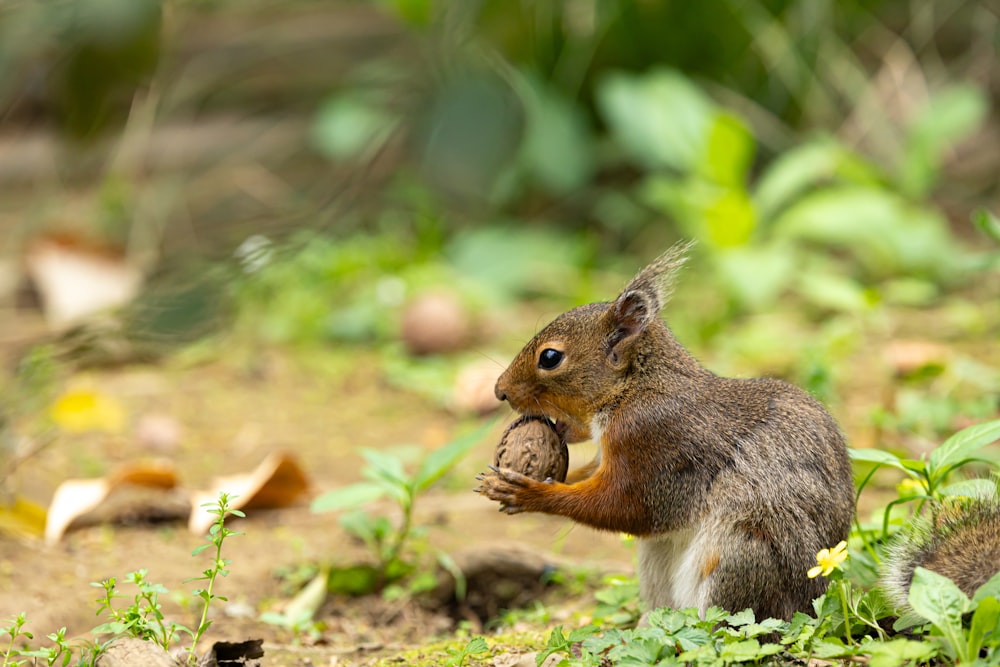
[605,290,654,365]
[605,241,693,366]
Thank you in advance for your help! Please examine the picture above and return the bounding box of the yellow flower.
[896,477,923,498]
[807,540,848,578]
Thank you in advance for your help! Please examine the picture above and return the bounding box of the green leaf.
[446,225,590,300]
[796,270,871,313]
[973,571,1000,604]
[720,639,765,661]
[641,176,755,249]
[908,567,972,660]
[312,94,398,162]
[900,84,988,197]
[725,609,755,626]
[754,139,874,222]
[711,244,796,310]
[378,0,431,26]
[968,595,1000,659]
[972,208,1000,243]
[596,68,713,172]
[938,478,999,500]
[866,637,939,667]
[849,448,910,473]
[360,449,409,485]
[515,73,594,194]
[310,482,386,513]
[91,621,128,635]
[928,419,1000,480]
[326,564,380,596]
[567,625,600,643]
[413,422,493,493]
[698,112,755,188]
[702,187,756,248]
[670,625,712,651]
[772,186,958,278]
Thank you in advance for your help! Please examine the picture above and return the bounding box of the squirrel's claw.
[475,466,535,511]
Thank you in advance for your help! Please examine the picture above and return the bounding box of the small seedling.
[91,493,244,664]
[92,569,178,648]
[444,636,489,666]
[2,613,32,667]
[180,492,245,663]
[311,424,488,594]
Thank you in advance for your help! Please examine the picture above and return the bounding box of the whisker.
[472,349,507,368]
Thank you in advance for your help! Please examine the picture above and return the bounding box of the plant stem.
[839,581,853,646]
[381,494,414,584]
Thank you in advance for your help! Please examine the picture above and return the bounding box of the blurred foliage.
[1,0,997,445]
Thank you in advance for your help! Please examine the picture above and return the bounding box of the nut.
[399,291,471,355]
[494,416,568,483]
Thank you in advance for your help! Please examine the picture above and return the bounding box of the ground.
[1,280,996,665]
[0,311,633,666]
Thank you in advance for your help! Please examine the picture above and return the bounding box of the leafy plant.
[181,492,245,662]
[526,420,1000,666]
[591,574,642,627]
[2,613,33,667]
[601,67,981,319]
[4,493,243,666]
[91,569,177,649]
[311,424,489,594]
[445,636,490,667]
[907,567,1000,663]
[851,418,1000,540]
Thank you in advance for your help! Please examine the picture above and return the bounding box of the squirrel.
[881,495,1000,606]
[475,242,856,620]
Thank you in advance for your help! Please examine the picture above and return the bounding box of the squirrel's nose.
[494,381,508,402]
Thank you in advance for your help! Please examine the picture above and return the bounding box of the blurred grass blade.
[972,209,1000,243]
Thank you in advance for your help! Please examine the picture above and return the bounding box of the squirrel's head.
[495,242,693,442]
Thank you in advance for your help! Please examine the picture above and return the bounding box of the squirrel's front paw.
[474,465,537,514]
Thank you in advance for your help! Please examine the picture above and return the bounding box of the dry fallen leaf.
[25,235,142,330]
[44,461,180,545]
[188,452,311,534]
[0,495,48,539]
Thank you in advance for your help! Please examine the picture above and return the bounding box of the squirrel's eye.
[538,348,564,370]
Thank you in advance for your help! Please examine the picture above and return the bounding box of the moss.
[371,631,549,667]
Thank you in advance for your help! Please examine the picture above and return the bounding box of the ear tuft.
[618,240,694,318]
[604,241,693,366]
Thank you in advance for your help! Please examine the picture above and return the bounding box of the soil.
[1,282,997,665]
[0,312,632,666]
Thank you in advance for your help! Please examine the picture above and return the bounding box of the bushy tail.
[881,496,1000,607]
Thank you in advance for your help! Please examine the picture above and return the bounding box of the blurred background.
[1,0,998,455]
[0,0,998,646]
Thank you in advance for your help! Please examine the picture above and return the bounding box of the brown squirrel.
[475,243,856,620]
[881,495,1000,606]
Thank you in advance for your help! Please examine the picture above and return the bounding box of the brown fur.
[476,243,856,620]
[882,497,1000,606]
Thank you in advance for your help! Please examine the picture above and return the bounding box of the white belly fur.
[637,528,714,615]
[589,414,714,614]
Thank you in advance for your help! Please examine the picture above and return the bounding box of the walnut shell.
[494,416,568,483]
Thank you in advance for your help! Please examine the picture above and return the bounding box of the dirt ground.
[0,312,634,665]
[2,279,998,664]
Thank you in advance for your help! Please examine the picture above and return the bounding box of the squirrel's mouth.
[545,417,570,441]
